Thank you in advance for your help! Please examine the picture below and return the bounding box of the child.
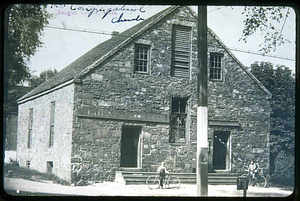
[157,162,169,188]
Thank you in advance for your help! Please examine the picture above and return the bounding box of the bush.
[270,150,294,186]
[4,163,70,186]
[8,158,19,167]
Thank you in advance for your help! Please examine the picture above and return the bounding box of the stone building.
[17,6,271,183]
[5,85,32,151]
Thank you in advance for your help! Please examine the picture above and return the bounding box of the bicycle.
[146,174,180,189]
[248,168,267,188]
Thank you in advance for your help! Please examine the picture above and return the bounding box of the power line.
[45,25,295,62]
[226,46,295,61]
[207,7,227,13]
[46,25,113,36]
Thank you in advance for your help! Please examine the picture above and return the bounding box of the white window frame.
[134,44,150,74]
[49,101,55,147]
[210,53,224,81]
[169,96,189,144]
[28,108,33,148]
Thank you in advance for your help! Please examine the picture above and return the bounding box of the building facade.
[17,6,271,183]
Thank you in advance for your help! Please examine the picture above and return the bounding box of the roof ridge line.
[74,5,180,80]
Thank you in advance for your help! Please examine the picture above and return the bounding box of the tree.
[3,4,52,151]
[29,69,58,88]
[4,4,51,114]
[240,6,291,54]
[250,61,295,186]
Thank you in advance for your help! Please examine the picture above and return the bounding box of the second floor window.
[49,101,55,147]
[210,53,223,81]
[134,44,150,74]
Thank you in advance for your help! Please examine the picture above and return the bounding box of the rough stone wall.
[206,32,271,172]
[71,7,199,182]
[71,6,270,182]
[70,118,191,182]
[17,84,74,181]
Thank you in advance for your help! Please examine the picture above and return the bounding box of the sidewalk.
[3,177,294,197]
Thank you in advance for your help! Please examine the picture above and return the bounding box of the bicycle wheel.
[256,175,267,188]
[166,176,180,189]
[146,176,160,190]
[248,176,254,186]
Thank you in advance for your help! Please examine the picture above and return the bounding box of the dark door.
[213,131,230,169]
[120,126,141,167]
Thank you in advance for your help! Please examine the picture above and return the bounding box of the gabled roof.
[19,5,271,102]
[19,6,179,101]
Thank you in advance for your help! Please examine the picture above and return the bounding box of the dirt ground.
[3,177,294,197]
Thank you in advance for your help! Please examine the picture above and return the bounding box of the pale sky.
[26,5,296,76]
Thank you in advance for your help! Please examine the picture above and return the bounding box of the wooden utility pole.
[196,5,208,196]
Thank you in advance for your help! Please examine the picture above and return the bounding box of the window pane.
[29,108,33,128]
[135,45,149,73]
[28,129,32,148]
[49,125,54,147]
[28,108,33,148]
[179,128,185,139]
[210,55,223,80]
[180,100,186,113]
[50,102,55,124]
[170,97,188,143]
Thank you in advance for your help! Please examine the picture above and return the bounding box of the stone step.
[117,171,244,185]
[118,168,147,172]
[124,175,238,181]
[121,172,243,177]
[125,179,237,185]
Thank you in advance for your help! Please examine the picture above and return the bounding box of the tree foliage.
[250,61,295,183]
[4,4,51,114]
[240,6,291,54]
[29,69,58,88]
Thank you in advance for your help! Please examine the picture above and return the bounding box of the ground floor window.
[47,161,53,173]
[26,161,30,168]
[169,96,188,143]
[28,108,33,148]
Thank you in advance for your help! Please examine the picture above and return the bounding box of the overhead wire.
[45,24,295,62]
[207,7,228,13]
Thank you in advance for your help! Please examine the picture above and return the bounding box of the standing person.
[254,162,260,178]
[157,162,169,189]
[248,161,257,185]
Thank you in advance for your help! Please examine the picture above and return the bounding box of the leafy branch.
[240,6,291,54]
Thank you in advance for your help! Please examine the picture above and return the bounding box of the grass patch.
[4,163,70,186]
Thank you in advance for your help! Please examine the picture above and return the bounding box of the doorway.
[120,126,141,168]
[213,131,231,170]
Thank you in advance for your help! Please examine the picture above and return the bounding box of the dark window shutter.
[171,25,191,78]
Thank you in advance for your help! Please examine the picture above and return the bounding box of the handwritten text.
[111,13,144,23]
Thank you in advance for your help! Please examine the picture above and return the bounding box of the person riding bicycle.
[157,162,169,189]
[248,161,259,185]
